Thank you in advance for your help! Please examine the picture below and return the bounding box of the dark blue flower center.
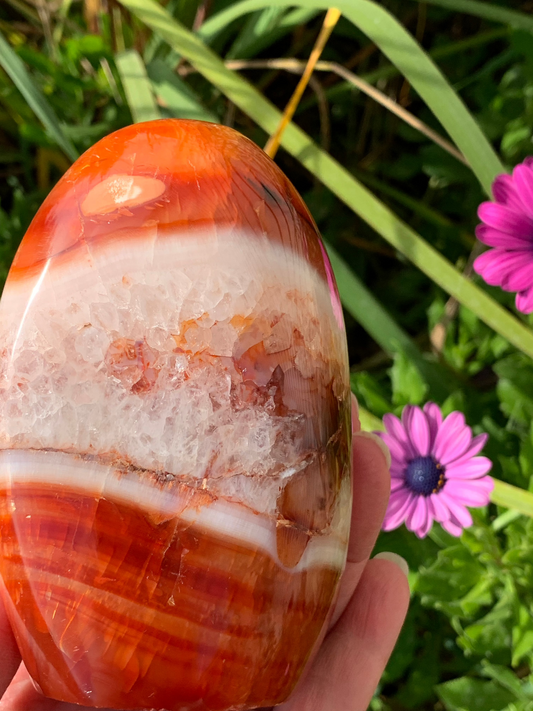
[405,456,445,496]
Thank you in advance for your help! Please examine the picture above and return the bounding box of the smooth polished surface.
[0,120,351,711]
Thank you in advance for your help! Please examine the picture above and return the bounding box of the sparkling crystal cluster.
[0,120,351,711]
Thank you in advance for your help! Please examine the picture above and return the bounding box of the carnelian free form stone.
[0,120,351,711]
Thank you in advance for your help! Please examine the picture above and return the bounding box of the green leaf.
[0,30,77,161]
[512,605,533,667]
[390,351,429,407]
[437,677,518,711]
[115,49,161,123]
[116,0,533,364]
[458,589,514,660]
[410,0,533,33]
[358,405,385,433]
[418,544,494,617]
[495,354,533,427]
[482,663,531,701]
[350,372,392,422]
[146,59,219,123]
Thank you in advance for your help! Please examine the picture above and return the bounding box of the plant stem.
[491,479,533,519]
[264,8,340,158]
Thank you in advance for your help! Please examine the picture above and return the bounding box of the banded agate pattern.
[0,120,351,711]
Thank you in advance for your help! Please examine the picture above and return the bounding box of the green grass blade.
[146,59,219,123]
[116,49,161,123]
[453,48,515,93]
[53,0,74,44]
[198,4,318,47]
[3,0,39,25]
[196,0,505,195]
[410,0,533,32]
[0,30,78,161]
[327,245,448,400]
[351,168,472,238]
[117,0,533,363]
[225,8,285,59]
[302,27,509,111]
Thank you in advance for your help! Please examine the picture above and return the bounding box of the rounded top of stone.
[10,120,328,284]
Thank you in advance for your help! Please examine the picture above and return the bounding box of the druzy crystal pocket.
[0,120,351,711]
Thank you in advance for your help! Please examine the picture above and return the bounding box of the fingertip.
[373,551,409,579]
[352,431,391,469]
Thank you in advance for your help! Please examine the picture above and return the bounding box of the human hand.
[0,396,409,711]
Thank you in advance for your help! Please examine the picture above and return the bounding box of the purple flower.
[474,157,533,313]
[376,403,493,538]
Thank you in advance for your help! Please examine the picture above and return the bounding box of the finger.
[0,585,21,697]
[347,432,390,565]
[351,393,361,433]
[330,431,391,627]
[281,557,410,711]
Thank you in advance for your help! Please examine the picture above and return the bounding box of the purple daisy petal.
[401,406,420,458]
[441,517,464,537]
[516,286,533,314]
[445,455,492,479]
[423,402,442,448]
[379,431,408,466]
[391,477,405,492]
[474,249,533,288]
[475,224,533,250]
[404,405,431,457]
[438,492,473,528]
[383,492,416,531]
[444,477,494,506]
[429,492,451,523]
[473,249,504,285]
[447,433,488,466]
[386,488,411,515]
[501,259,533,292]
[406,496,430,537]
[382,413,414,459]
[390,461,407,478]
[434,412,471,465]
[492,173,525,212]
[478,202,533,238]
[417,512,434,538]
[513,164,533,219]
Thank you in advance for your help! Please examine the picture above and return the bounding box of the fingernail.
[353,431,391,469]
[374,551,409,578]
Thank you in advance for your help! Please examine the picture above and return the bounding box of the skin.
[0,397,410,711]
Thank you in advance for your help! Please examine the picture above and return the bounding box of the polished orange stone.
[0,120,351,710]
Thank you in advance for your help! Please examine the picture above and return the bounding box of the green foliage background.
[1,0,533,708]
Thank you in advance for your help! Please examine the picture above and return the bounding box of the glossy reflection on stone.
[0,120,351,711]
